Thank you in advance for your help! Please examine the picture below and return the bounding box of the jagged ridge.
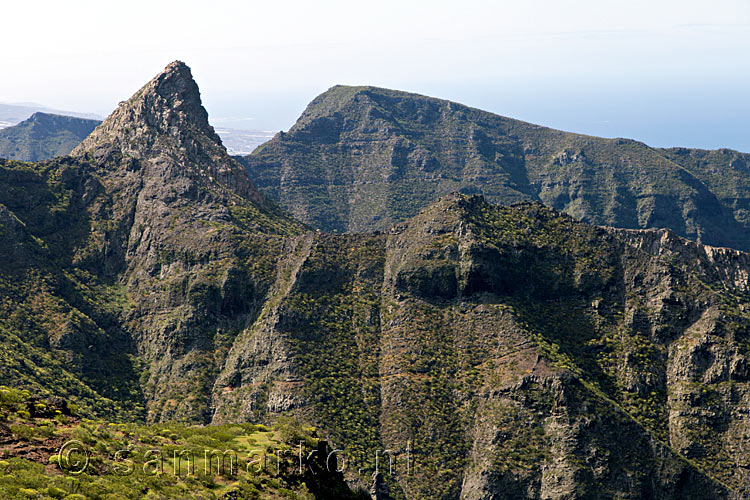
[0,61,303,425]
[210,192,750,498]
[3,65,750,499]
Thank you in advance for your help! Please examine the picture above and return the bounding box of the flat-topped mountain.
[0,112,100,161]
[0,101,100,128]
[240,85,750,252]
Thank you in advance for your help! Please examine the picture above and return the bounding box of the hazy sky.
[3,0,749,151]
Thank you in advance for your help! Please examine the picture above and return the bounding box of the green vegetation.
[3,62,750,499]
[241,85,750,252]
[0,113,100,162]
[282,235,385,473]
[0,387,366,500]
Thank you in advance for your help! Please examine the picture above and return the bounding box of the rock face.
[69,61,302,422]
[0,112,100,161]
[3,64,750,499]
[73,60,266,207]
[0,61,301,423]
[210,194,750,499]
[239,85,750,251]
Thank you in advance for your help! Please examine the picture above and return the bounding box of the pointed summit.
[74,61,266,205]
[74,60,219,156]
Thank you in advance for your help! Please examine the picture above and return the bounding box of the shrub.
[9,424,36,441]
[71,427,94,444]
[46,486,67,499]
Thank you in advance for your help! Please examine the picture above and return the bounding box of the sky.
[2,0,749,151]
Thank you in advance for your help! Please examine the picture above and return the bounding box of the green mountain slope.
[0,61,303,425]
[3,65,750,498]
[211,193,750,499]
[0,387,367,500]
[239,85,750,251]
[0,113,100,161]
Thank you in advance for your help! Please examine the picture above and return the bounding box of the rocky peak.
[73,61,266,205]
[401,192,491,227]
[74,61,219,156]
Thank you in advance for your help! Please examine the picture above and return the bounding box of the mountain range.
[0,110,275,161]
[0,112,101,161]
[0,102,101,129]
[240,85,750,253]
[2,63,750,499]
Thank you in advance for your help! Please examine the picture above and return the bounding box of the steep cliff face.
[70,61,303,422]
[240,85,750,251]
[4,65,750,499]
[0,153,146,420]
[210,194,750,499]
[0,62,302,423]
